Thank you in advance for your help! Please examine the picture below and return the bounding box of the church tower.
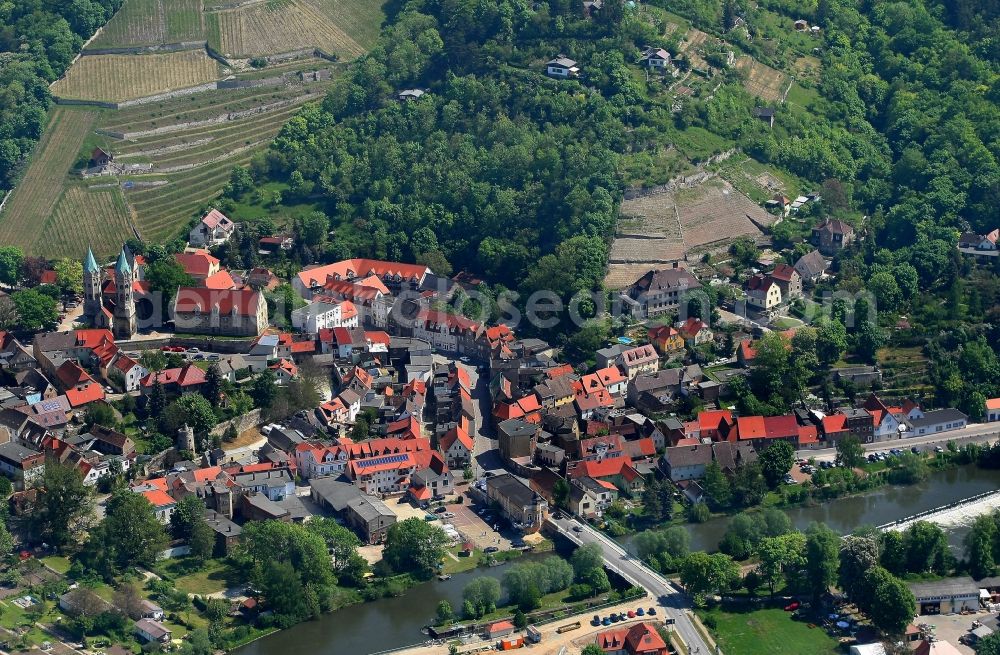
[112,247,137,338]
[82,247,102,321]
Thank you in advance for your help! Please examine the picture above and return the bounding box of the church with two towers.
[82,245,141,339]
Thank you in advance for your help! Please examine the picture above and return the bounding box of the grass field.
[697,608,840,655]
[207,0,368,58]
[89,0,206,48]
[0,108,96,253]
[52,50,220,102]
[38,186,136,259]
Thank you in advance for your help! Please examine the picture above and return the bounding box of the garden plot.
[735,56,789,103]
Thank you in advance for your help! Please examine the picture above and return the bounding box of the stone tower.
[177,424,196,453]
[82,247,102,321]
[112,247,137,338]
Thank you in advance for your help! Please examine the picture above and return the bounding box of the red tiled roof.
[56,360,93,388]
[620,344,657,365]
[418,308,480,333]
[596,365,626,386]
[113,354,140,374]
[365,331,391,346]
[487,621,515,635]
[738,340,757,361]
[678,317,707,339]
[66,385,105,407]
[203,269,236,290]
[271,358,298,377]
[39,270,58,285]
[298,259,430,288]
[140,364,207,388]
[821,414,848,434]
[736,416,766,440]
[174,250,220,277]
[440,426,474,452]
[769,263,799,282]
[546,364,575,379]
[142,489,176,507]
[798,425,819,444]
[763,415,799,439]
[569,456,640,482]
[987,398,1000,410]
[75,329,115,349]
[173,287,261,317]
[698,410,732,433]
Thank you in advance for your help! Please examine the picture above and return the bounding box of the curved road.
[547,514,716,655]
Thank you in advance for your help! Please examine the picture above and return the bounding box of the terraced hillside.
[206,0,375,59]
[37,186,136,259]
[0,108,96,253]
[89,0,206,48]
[101,80,332,243]
[51,51,221,102]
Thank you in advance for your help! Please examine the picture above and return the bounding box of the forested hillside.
[0,0,124,192]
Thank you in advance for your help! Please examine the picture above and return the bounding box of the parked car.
[592,615,601,626]
[627,610,636,618]
[602,618,611,626]
[484,546,499,554]
[572,525,583,533]
[647,608,656,615]
[424,514,437,521]
[911,446,920,454]
[935,446,945,453]
[434,506,447,513]
[784,601,800,611]
[636,608,645,616]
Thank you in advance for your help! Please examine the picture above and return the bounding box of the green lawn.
[771,316,805,330]
[158,557,241,596]
[442,547,483,575]
[697,607,840,655]
[39,555,71,574]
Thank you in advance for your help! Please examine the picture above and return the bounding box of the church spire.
[84,247,99,274]
[115,247,131,275]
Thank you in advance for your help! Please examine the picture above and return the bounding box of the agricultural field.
[0,108,96,254]
[735,55,789,103]
[37,186,136,259]
[89,0,206,48]
[714,154,805,204]
[51,51,221,102]
[207,0,368,59]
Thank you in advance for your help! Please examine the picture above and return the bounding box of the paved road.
[798,422,1000,460]
[548,514,715,655]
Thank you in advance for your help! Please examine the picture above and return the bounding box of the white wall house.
[291,299,360,333]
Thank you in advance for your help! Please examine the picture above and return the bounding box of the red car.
[627,610,636,618]
[784,601,800,611]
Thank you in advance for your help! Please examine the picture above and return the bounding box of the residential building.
[545,56,580,78]
[310,476,396,544]
[498,418,538,463]
[294,259,429,298]
[958,229,999,259]
[141,489,177,524]
[661,443,713,481]
[621,265,700,318]
[291,298,359,333]
[485,474,548,533]
[135,618,172,644]
[140,364,206,395]
[567,456,644,496]
[0,441,45,489]
[768,263,802,300]
[172,287,268,337]
[812,219,855,255]
[746,274,782,310]
[189,209,235,247]
[640,47,672,70]
[794,249,828,284]
[647,325,684,354]
[569,477,617,518]
[439,425,473,469]
[676,317,713,346]
[904,409,968,437]
[593,622,668,655]
[174,250,220,282]
[987,398,1000,423]
[616,344,659,380]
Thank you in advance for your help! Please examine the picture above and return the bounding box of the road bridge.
[547,514,719,655]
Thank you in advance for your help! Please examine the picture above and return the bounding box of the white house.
[439,426,473,469]
[988,398,1000,422]
[188,209,235,247]
[295,444,348,479]
[270,359,298,385]
[135,619,172,644]
[546,56,580,78]
[904,409,968,437]
[641,47,672,70]
[110,354,148,392]
[291,298,359,333]
[140,489,176,524]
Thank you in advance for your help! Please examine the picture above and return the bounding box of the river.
[623,464,1000,554]
[239,465,1000,655]
[237,555,541,655]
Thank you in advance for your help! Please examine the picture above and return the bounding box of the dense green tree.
[836,436,865,468]
[678,552,740,605]
[839,534,880,599]
[702,461,731,508]
[462,577,501,618]
[383,518,450,579]
[966,515,996,580]
[805,523,840,603]
[0,247,24,286]
[27,462,94,551]
[10,289,58,331]
[171,495,208,540]
[758,441,794,489]
[731,461,767,507]
[861,567,916,634]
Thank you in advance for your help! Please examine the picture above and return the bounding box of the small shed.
[485,620,516,639]
[89,147,113,167]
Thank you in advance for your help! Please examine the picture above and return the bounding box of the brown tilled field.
[605,177,775,288]
[675,177,777,249]
[736,56,789,102]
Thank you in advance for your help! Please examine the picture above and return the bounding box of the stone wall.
[210,408,263,437]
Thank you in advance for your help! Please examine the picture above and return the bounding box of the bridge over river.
[547,514,719,655]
